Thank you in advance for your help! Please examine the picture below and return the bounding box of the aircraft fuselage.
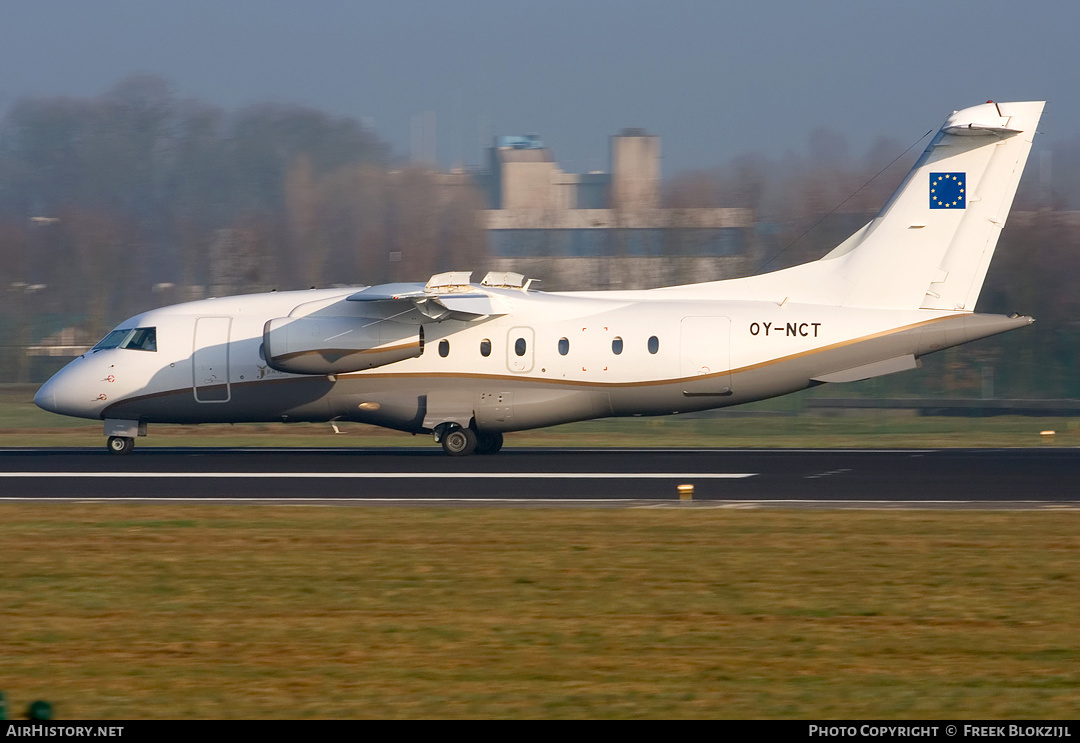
[35,286,1028,440]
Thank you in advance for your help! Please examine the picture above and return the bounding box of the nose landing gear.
[104,419,144,454]
[107,436,134,455]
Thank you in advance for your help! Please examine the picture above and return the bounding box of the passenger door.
[679,316,732,396]
[193,317,232,403]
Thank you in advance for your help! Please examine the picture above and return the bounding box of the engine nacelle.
[263,316,423,375]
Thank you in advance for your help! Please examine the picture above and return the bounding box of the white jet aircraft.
[35,101,1044,456]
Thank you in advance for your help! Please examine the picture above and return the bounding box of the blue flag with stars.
[930,172,965,209]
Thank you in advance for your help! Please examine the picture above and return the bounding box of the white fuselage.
[34,286,1014,436]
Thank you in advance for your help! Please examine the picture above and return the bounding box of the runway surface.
[1,447,1079,508]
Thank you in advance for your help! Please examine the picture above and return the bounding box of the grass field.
[1,505,1078,719]
[4,383,1079,718]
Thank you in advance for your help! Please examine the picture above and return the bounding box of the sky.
[0,0,1076,176]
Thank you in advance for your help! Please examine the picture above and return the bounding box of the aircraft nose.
[34,377,58,413]
[34,365,101,419]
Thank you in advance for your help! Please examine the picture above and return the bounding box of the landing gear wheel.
[474,431,504,455]
[107,436,134,455]
[441,426,477,456]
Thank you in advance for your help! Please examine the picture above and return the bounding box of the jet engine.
[263,316,423,375]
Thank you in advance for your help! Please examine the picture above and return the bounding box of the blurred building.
[440,130,757,290]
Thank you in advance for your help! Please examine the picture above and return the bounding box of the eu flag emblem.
[930,172,965,209]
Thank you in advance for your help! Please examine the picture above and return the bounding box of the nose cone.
[34,363,103,420]
[34,376,58,413]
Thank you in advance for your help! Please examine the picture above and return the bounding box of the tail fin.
[826,101,1044,310]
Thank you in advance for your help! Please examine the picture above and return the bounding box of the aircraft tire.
[107,436,134,455]
[441,426,477,456]
[474,431,504,455]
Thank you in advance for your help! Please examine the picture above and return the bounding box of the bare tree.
[284,154,321,287]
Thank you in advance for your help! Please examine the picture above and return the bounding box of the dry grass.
[1,504,1078,719]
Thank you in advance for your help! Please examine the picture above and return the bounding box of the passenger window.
[439,339,450,357]
[480,339,491,357]
[558,338,569,355]
[514,337,527,357]
[648,336,659,354]
[612,336,623,355]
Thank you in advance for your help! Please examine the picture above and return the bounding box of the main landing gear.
[435,424,504,456]
[474,431,504,456]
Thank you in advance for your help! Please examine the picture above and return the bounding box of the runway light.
[1040,430,1055,439]
[677,484,694,501]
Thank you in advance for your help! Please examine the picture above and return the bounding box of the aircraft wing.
[346,273,514,321]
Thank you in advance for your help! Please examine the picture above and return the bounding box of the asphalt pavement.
[1,447,1078,508]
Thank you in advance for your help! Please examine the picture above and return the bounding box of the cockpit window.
[92,327,157,352]
[92,329,130,351]
[123,327,157,351]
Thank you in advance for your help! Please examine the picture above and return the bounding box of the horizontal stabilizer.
[811,355,919,383]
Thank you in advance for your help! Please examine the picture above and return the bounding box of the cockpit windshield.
[92,329,130,351]
[92,327,157,352]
